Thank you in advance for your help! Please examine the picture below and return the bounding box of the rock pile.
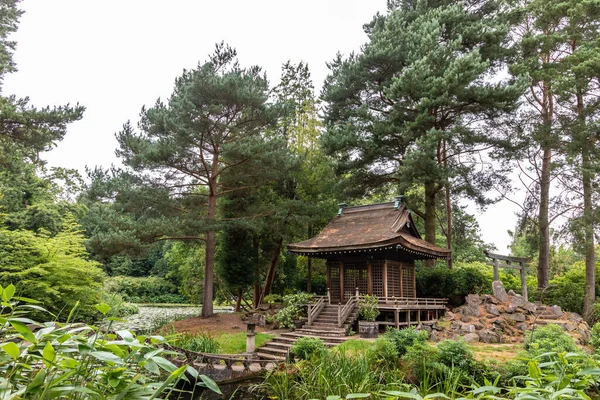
[423,281,590,344]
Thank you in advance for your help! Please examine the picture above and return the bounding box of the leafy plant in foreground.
[0,284,220,399]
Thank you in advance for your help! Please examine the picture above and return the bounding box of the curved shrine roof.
[288,202,451,259]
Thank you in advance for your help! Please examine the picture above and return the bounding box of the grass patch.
[469,343,521,362]
[335,339,375,355]
[215,332,274,354]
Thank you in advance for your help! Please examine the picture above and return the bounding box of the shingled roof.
[288,202,451,259]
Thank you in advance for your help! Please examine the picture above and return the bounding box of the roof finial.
[337,203,347,216]
[394,195,405,210]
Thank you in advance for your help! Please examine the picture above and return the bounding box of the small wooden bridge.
[164,344,279,383]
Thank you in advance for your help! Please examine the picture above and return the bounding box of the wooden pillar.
[339,263,344,303]
[417,310,421,324]
[407,310,411,326]
[520,262,528,302]
[367,262,373,295]
[493,258,499,281]
[326,263,331,290]
[394,310,399,329]
[383,260,388,298]
[399,265,403,297]
[412,265,416,298]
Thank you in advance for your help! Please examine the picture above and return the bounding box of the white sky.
[4,0,521,252]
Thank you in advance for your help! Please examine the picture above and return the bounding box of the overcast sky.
[4,0,521,252]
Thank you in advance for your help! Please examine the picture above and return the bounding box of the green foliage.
[216,332,274,354]
[104,275,186,304]
[275,292,314,329]
[524,324,579,357]
[591,322,600,352]
[291,337,327,360]
[0,214,104,322]
[0,285,220,399]
[100,292,139,318]
[359,294,380,322]
[542,261,600,317]
[366,337,399,369]
[261,349,408,399]
[175,332,221,354]
[416,264,489,300]
[384,326,428,357]
[264,294,283,304]
[436,339,476,373]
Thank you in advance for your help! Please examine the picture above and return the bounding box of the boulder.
[464,333,480,343]
[570,313,583,323]
[482,294,500,305]
[507,297,525,313]
[462,324,476,333]
[492,281,510,303]
[522,302,537,313]
[430,331,442,342]
[508,290,517,296]
[485,304,500,316]
[463,294,482,317]
[549,305,563,318]
[479,330,500,343]
[445,311,456,321]
[509,314,526,323]
[516,323,528,331]
[461,315,472,323]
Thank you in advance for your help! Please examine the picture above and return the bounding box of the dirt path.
[170,312,270,334]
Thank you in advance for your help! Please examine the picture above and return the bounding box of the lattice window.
[328,262,341,302]
[401,263,416,298]
[387,261,401,297]
[343,262,368,299]
[371,260,384,297]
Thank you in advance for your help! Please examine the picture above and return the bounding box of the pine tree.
[115,43,281,317]
[322,0,522,262]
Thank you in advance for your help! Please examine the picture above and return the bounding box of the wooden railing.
[375,296,447,307]
[338,288,359,327]
[307,296,326,326]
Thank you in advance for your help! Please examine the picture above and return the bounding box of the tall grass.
[175,331,222,353]
[258,349,408,399]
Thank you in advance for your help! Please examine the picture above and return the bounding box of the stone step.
[256,352,285,361]
[258,346,288,355]
[295,328,347,337]
[275,333,346,346]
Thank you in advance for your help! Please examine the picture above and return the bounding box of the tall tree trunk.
[235,287,243,312]
[260,237,284,303]
[538,145,551,290]
[537,80,553,290]
[253,237,261,308]
[201,157,219,318]
[443,140,453,269]
[578,87,595,323]
[424,181,437,268]
[202,191,216,317]
[306,225,313,292]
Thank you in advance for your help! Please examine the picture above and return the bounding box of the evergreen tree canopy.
[322,0,523,246]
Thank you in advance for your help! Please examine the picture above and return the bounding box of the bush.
[104,275,187,303]
[524,324,579,357]
[176,332,221,353]
[591,323,600,352]
[264,294,283,304]
[384,326,428,357]
[367,337,399,368]
[359,294,380,321]
[275,292,314,329]
[0,285,221,398]
[291,337,327,360]
[101,292,139,317]
[437,339,476,373]
[416,263,489,301]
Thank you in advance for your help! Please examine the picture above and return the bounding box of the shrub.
[104,275,186,303]
[367,337,399,368]
[437,339,476,373]
[384,326,428,357]
[591,323,600,352]
[275,292,314,329]
[176,332,221,353]
[291,337,327,360]
[264,294,283,304]
[359,294,380,321]
[524,324,579,357]
[0,284,221,398]
[101,292,139,317]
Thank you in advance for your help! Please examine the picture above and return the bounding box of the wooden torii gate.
[484,251,531,302]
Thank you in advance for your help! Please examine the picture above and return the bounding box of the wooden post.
[399,266,403,297]
[395,310,399,329]
[367,262,373,295]
[520,262,528,302]
[417,310,421,324]
[339,264,344,303]
[407,311,411,326]
[327,288,331,306]
[382,260,388,299]
[356,287,359,299]
[493,257,499,281]
[308,304,313,326]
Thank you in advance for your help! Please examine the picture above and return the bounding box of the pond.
[108,305,233,332]
[171,376,265,400]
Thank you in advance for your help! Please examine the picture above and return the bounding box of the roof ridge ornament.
[394,195,405,210]
[337,203,348,216]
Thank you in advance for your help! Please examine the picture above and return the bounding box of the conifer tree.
[115,43,280,317]
[322,0,522,263]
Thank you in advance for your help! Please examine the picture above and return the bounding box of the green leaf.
[90,351,124,364]
[94,302,111,315]
[149,365,187,399]
[143,359,160,375]
[1,342,20,360]
[10,321,37,343]
[199,374,221,394]
[326,396,342,400]
[27,369,47,391]
[43,342,56,366]
[346,394,371,399]
[152,356,178,373]
[2,284,15,302]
